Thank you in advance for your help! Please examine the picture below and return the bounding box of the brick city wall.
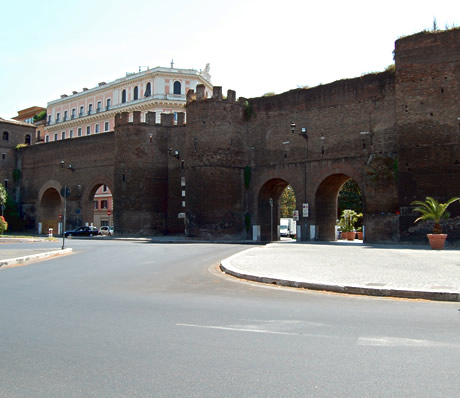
[14,28,460,243]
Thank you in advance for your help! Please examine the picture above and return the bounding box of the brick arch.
[314,173,365,241]
[80,177,114,227]
[257,178,292,241]
[37,180,64,234]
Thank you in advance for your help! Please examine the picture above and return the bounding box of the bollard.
[48,228,53,238]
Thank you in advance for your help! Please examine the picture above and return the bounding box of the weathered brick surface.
[12,29,460,243]
[395,29,460,241]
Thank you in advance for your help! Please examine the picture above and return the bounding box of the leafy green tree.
[338,180,362,216]
[280,185,296,218]
[33,111,47,122]
[0,183,6,210]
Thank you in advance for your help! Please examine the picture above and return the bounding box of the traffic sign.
[60,186,71,198]
[107,210,111,216]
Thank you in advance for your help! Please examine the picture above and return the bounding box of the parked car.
[64,226,99,237]
[99,226,113,236]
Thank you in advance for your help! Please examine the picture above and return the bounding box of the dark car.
[64,226,99,237]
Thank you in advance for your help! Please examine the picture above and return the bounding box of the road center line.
[176,323,300,336]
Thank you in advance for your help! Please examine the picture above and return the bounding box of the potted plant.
[356,226,363,240]
[338,209,360,241]
[411,196,460,250]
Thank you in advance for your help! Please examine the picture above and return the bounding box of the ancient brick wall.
[184,86,248,239]
[13,28,460,244]
[395,29,460,242]
[245,71,399,241]
[18,132,115,231]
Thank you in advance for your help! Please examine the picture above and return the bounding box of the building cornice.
[46,99,186,132]
[47,67,212,107]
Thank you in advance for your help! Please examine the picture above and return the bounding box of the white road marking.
[358,336,453,347]
[176,323,300,336]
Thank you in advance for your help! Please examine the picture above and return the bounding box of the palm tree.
[411,196,460,234]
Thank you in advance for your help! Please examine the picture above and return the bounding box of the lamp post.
[60,161,74,250]
[269,197,273,242]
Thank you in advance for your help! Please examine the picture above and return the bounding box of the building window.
[173,81,181,95]
[145,82,151,97]
[25,134,31,145]
[2,131,9,141]
[103,185,108,192]
[47,115,51,124]
[97,101,102,112]
[86,126,91,135]
[4,180,8,189]
[63,110,68,120]
[94,201,98,209]
[54,133,58,141]
[104,121,109,132]
[71,108,76,119]
[2,153,5,160]
[61,131,66,140]
[56,112,60,122]
[77,127,82,137]
[134,86,139,100]
[101,200,108,209]
[95,124,100,133]
[70,129,74,138]
[122,89,127,103]
[79,106,84,116]
[106,98,111,110]
[45,135,49,143]
[88,104,93,115]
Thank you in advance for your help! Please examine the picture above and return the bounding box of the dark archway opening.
[315,174,363,241]
[39,188,61,234]
[258,179,293,241]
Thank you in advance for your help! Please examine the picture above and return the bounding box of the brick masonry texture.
[11,28,460,243]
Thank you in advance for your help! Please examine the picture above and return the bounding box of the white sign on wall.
[293,210,299,221]
[302,203,309,218]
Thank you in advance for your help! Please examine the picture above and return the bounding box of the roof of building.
[0,117,37,128]
[48,64,212,107]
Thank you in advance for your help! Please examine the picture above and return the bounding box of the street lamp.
[290,122,308,139]
[60,161,74,250]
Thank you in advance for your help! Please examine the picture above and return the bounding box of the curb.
[0,248,73,269]
[220,256,460,303]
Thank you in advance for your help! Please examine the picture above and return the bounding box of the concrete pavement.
[2,236,460,302]
[221,241,460,302]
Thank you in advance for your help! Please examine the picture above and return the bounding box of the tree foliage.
[338,179,362,215]
[280,185,296,218]
[0,183,6,208]
[33,111,47,122]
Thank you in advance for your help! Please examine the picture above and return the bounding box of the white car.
[99,226,113,236]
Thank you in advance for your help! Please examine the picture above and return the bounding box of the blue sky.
[1,0,459,118]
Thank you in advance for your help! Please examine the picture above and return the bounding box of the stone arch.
[314,173,365,241]
[257,178,294,241]
[81,177,114,228]
[38,180,64,234]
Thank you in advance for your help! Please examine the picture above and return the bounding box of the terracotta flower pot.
[356,232,363,240]
[342,231,355,241]
[427,234,447,250]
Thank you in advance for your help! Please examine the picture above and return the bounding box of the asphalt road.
[1,240,459,397]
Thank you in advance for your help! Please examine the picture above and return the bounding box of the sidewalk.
[220,241,460,302]
[0,237,72,268]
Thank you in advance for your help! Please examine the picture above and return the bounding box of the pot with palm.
[411,196,460,250]
[338,209,361,241]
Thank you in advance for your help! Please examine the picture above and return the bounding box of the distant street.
[1,240,459,397]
